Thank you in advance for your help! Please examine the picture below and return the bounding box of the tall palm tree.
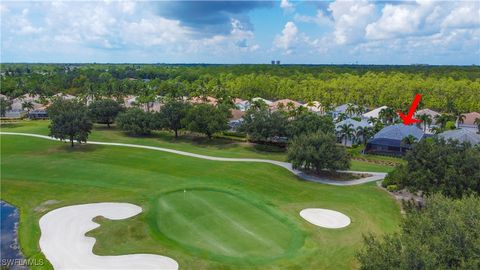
[417,114,432,132]
[401,135,418,150]
[346,103,357,117]
[355,126,374,145]
[455,112,466,127]
[336,112,348,122]
[379,107,397,125]
[337,123,355,146]
[435,114,454,130]
[474,118,480,133]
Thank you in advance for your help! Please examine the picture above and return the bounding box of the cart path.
[0,132,387,186]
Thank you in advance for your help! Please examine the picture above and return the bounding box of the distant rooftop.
[438,128,480,145]
[372,124,424,141]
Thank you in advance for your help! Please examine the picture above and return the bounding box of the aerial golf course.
[1,121,401,269]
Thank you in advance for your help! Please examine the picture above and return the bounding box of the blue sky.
[1,0,479,64]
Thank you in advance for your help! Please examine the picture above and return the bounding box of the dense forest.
[1,63,479,112]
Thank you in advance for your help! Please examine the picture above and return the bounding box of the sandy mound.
[39,202,178,270]
[300,208,351,229]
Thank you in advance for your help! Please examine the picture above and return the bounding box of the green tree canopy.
[0,97,12,117]
[88,99,123,128]
[116,108,155,136]
[239,107,289,143]
[183,104,229,139]
[357,194,480,270]
[47,99,93,147]
[287,132,350,173]
[383,138,480,198]
[157,98,191,138]
[287,112,335,138]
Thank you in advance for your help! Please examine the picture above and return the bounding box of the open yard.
[1,120,402,269]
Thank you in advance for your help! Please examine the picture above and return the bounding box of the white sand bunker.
[300,208,351,229]
[39,202,178,270]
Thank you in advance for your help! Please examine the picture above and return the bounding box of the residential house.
[331,103,363,119]
[234,98,250,111]
[365,124,425,155]
[251,97,273,106]
[458,112,480,132]
[52,93,76,100]
[123,95,137,108]
[302,101,324,114]
[438,128,480,145]
[28,108,48,119]
[229,109,246,130]
[414,108,440,133]
[362,106,388,120]
[269,99,302,111]
[335,118,371,146]
[190,96,218,106]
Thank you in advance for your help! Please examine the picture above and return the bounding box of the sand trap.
[300,208,351,229]
[39,202,178,270]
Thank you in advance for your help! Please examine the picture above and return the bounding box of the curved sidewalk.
[0,132,387,186]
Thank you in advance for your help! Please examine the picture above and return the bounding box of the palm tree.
[346,103,357,117]
[367,116,378,126]
[430,126,443,135]
[401,135,418,152]
[474,118,480,133]
[355,126,374,145]
[417,114,432,132]
[337,123,355,146]
[336,112,348,122]
[379,107,397,125]
[435,114,454,130]
[455,112,466,127]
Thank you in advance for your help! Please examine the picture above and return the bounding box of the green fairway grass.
[152,188,303,264]
[1,134,401,269]
[0,120,397,172]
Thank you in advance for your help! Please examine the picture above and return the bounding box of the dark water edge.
[1,200,28,270]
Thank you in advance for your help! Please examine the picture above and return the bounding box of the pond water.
[1,201,28,270]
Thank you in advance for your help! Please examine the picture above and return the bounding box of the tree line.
[2,64,479,113]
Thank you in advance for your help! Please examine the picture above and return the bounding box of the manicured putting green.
[152,189,303,263]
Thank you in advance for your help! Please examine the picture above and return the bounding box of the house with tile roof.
[269,99,302,111]
[302,101,324,114]
[365,124,425,155]
[458,112,480,132]
[414,108,441,133]
[228,109,246,130]
[335,118,371,146]
[362,106,388,119]
[438,128,480,145]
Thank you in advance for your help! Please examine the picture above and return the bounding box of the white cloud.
[122,17,187,47]
[366,1,441,40]
[274,22,299,54]
[294,10,332,27]
[442,1,480,29]
[328,0,376,45]
[280,0,294,12]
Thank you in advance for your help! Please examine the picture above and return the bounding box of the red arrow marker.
[398,94,422,125]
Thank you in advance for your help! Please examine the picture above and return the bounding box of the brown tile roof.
[190,96,218,105]
[230,109,245,120]
[270,99,302,109]
[462,112,480,125]
[234,98,245,104]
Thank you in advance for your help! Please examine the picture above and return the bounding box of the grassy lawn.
[0,120,397,172]
[1,134,402,269]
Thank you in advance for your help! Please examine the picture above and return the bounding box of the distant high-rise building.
[276,60,280,65]
[271,60,275,65]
